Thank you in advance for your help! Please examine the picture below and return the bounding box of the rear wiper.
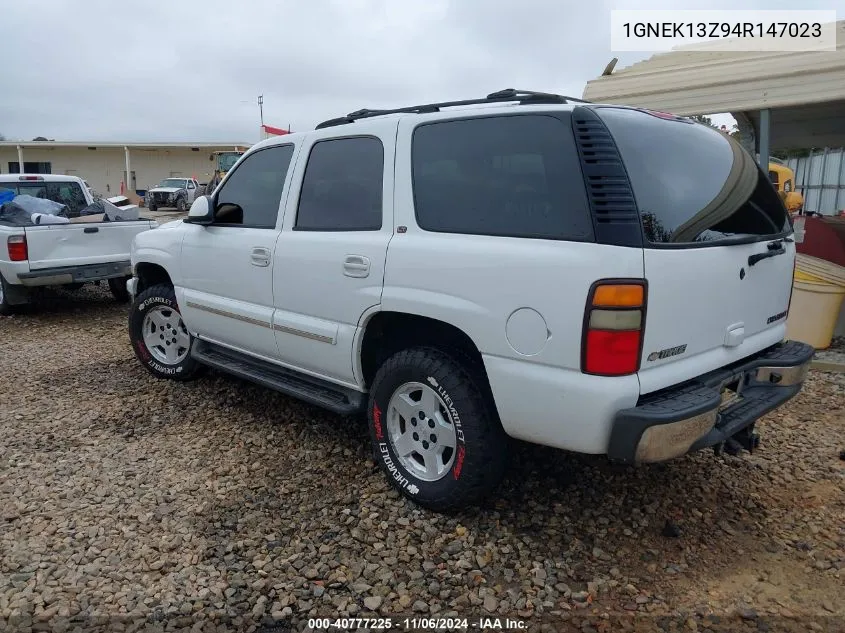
[748,240,788,266]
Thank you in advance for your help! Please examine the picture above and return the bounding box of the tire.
[128,284,204,381]
[66,282,85,291]
[108,276,131,303]
[0,273,16,316]
[176,197,187,213]
[148,201,157,211]
[368,347,509,512]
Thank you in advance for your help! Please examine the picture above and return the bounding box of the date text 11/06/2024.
[307,617,528,630]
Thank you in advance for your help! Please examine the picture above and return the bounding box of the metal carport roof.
[582,21,845,151]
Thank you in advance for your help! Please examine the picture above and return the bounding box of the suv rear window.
[411,114,594,241]
[597,107,790,245]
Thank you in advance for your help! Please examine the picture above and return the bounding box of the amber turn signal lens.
[592,284,644,307]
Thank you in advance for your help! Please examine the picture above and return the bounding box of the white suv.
[126,89,813,511]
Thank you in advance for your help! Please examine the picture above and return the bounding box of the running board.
[191,340,365,415]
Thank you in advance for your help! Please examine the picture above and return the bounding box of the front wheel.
[176,197,187,213]
[148,201,157,212]
[368,347,509,512]
[128,284,205,381]
[108,276,131,303]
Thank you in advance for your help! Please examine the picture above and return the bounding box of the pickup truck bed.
[0,219,158,310]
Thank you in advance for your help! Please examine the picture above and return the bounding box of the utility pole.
[258,95,264,127]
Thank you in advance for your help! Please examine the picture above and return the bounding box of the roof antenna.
[602,57,618,76]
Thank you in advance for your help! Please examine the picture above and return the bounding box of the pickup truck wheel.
[148,202,157,212]
[176,197,187,213]
[129,284,204,381]
[0,273,15,315]
[108,276,131,303]
[368,347,508,512]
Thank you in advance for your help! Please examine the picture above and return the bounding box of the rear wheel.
[0,273,16,316]
[368,347,509,512]
[108,276,131,303]
[128,284,204,380]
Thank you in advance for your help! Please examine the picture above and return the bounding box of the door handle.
[343,255,370,278]
[84,227,99,233]
[251,247,271,267]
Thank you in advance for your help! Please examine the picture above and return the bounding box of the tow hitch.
[714,424,761,457]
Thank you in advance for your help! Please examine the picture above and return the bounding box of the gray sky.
[0,0,839,143]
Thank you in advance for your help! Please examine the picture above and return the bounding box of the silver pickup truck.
[0,174,157,314]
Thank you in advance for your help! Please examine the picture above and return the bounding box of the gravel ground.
[1,286,843,633]
[816,336,845,367]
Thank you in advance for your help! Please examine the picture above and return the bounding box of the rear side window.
[598,107,789,245]
[411,115,594,241]
[295,137,384,231]
[214,144,294,228]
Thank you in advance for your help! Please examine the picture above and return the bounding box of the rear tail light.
[7,235,28,261]
[18,175,44,181]
[582,280,647,376]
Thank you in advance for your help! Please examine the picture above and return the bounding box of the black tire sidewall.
[0,273,12,315]
[129,286,197,380]
[177,197,186,212]
[368,349,501,509]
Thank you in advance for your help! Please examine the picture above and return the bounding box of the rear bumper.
[608,340,815,464]
[17,261,132,287]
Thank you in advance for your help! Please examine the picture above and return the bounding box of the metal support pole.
[819,147,829,214]
[835,149,845,212]
[758,108,771,170]
[16,145,24,173]
[124,146,131,197]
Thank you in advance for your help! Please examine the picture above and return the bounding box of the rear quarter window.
[411,114,594,241]
[597,107,789,245]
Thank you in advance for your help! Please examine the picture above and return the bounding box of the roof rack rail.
[315,89,592,129]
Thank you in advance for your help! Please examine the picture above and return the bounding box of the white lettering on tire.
[379,442,418,494]
[138,297,172,311]
[426,377,465,443]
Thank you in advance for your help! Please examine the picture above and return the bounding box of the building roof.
[582,21,845,116]
[0,141,251,150]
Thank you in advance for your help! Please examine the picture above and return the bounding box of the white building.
[0,141,250,199]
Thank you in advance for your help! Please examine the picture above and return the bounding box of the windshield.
[216,153,241,172]
[158,179,187,188]
[597,107,789,245]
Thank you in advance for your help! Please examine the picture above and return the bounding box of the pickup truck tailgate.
[25,221,156,270]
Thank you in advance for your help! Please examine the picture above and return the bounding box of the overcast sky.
[0,0,840,143]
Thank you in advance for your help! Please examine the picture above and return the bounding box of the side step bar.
[192,340,366,415]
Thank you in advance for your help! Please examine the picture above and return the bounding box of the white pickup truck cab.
[127,89,814,511]
[0,174,158,314]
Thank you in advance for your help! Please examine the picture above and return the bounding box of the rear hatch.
[594,107,795,394]
[25,221,156,270]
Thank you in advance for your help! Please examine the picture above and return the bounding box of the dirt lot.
[1,286,843,633]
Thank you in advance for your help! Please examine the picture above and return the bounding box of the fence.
[787,148,845,215]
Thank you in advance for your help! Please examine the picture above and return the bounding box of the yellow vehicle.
[768,158,804,214]
[205,149,246,195]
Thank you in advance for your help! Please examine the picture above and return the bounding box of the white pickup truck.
[0,174,158,314]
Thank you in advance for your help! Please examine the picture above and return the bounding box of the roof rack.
[315,88,591,129]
